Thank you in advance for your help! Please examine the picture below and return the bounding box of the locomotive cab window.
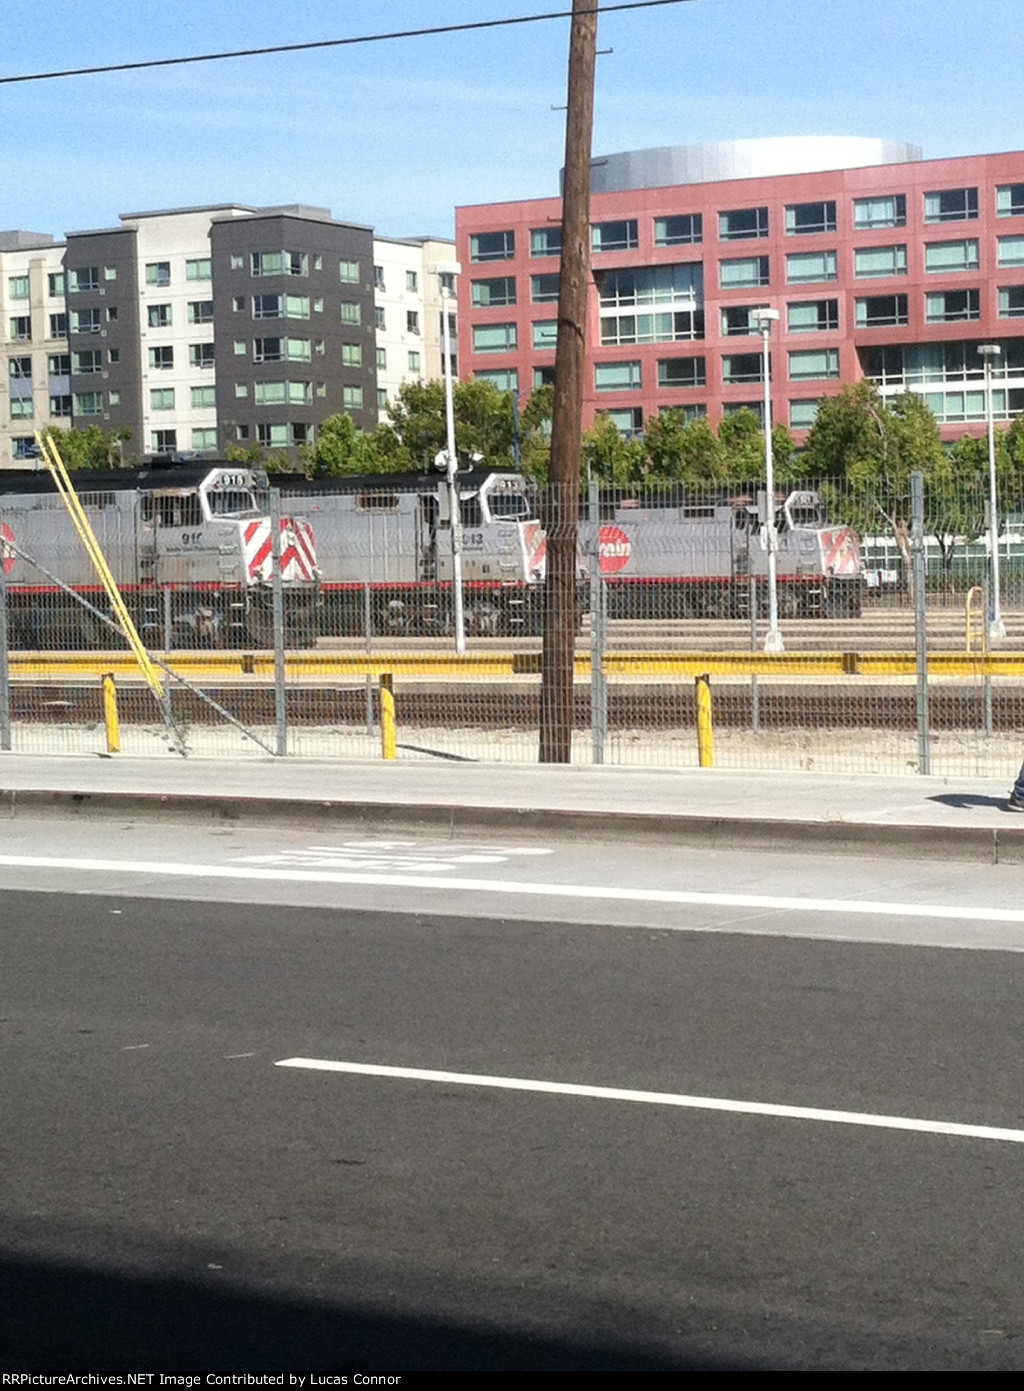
[207,489,259,517]
[154,495,203,528]
[485,490,530,520]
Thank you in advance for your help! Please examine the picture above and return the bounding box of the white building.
[1,231,69,466]
[373,235,458,419]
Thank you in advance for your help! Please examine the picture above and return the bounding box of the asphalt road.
[4,819,1024,1371]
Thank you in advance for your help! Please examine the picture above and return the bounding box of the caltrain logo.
[598,524,631,574]
[821,527,861,576]
[244,518,318,583]
[1,521,13,576]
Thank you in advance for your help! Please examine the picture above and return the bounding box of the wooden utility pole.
[539,0,597,763]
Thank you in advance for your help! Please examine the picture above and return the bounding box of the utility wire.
[0,1,695,87]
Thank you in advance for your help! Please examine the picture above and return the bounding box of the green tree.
[581,413,646,487]
[385,378,516,468]
[716,408,768,480]
[301,413,404,477]
[42,424,132,470]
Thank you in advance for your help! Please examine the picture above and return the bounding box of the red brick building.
[455,137,1024,443]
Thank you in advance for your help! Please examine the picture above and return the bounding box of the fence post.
[380,672,396,760]
[0,533,11,752]
[749,575,760,735]
[911,471,930,775]
[270,488,287,758]
[102,672,120,754]
[588,479,607,764]
[695,672,714,768]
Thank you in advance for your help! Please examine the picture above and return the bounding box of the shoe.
[1008,794,1024,812]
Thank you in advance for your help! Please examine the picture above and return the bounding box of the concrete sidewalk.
[1,751,1022,863]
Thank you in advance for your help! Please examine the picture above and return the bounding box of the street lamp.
[978,343,1005,644]
[750,307,783,653]
[429,260,465,654]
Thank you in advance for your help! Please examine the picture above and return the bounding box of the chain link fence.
[2,467,1024,779]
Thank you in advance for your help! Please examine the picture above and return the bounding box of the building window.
[339,301,360,325]
[191,386,216,409]
[374,305,385,330]
[720,256,770,289]
[50,395,72,417]
[342,385,364,411]
[591,220,639,252]
[150,388,175,411]
[47,272,65,298]
[472,277,516,307]
[855,294,908,328]
[723,400,764,424]
[108,390,120,406]
[472,323,517,353]
[790,399,821,429]
[532,321,557,351]
[924,188,978,223]
[230,254,244,270]
[721,305,765,337]
[925,289,980,323]
[373,265,385,290]
[530,273,559,303]
[997,236,1024,268]
[722,353,764,385]
[233,340,247,356]
[405,269,418,292]
[68,267,99,293]
[232,296,245,312]
[533,366,556,388]
[188,300,214,324]
[530,226,561,258]
[654,213,702,246]
[251,250,308,277]
[997,185,1024,218]
[998,286,1024,318]
[186,258,212,281]
[853,195,906,230]
[190,342,216,368]
[70,309,99,334]
[595,361,641,392]
[438,271,455,295]
[151,429,177,453]
[341,343,362,367]
[339,260,360,284]
[376,347,387,370]
[8,356,31,378]
[785,201,836,235]
[73,350,101,374]
[235,382,248,398]
[10,398,33,419]
[854,245,907,278]
[145,261,171,287]
[192,429,217,449]
[148,303,172,328]
[718,207,768,241]
[604,407,643,440]
[789,348,840,381]
[600,310,703,345]
[786,250,837,284]
[104,266,117,282]
[475,368,518,391]
[470,230,515,262]
[377,388,388,409]
[147,346,174,370]
[49,313,67,338]
[12,437,36,459]
[253,381,287,405]
[7,275,29,300]
[108,348,119,363]
[406,310,420,334]
[787,299,839,332]
[48,354,70,375]
[74,392,103,416]
[657,356,705,388]
[106,306,117,322]
[407,351,421,372]
[8,315,30,340]
[924,239,979,274]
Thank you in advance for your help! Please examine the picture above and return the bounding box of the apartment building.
[373,235,459,415]
[1,231,69,464]
[455,137,1024,442]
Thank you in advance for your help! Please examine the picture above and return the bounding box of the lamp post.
[978,343,1005,644]
[750,307,783,653]
[430,260,465,654]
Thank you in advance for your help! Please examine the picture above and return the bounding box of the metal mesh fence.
[3,467,1024,780]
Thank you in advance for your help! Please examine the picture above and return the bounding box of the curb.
[3,786,1022,864]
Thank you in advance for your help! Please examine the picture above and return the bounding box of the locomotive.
[0,460,319,648]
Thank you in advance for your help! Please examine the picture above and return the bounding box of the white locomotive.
[0,461,319,648]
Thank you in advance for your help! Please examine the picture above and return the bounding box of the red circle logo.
[1,521,13,576]
[598,524,631,574]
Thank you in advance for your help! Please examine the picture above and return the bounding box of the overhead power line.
[0,1,694,87]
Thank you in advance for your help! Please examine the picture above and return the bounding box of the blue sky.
[3,1,1023,243]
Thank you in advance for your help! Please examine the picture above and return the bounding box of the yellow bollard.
[965,585,987,656]
[695,672,714,768]
[380,671,396,760]
[102,672,121,754]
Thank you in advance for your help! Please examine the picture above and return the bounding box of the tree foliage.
[41,424,132,470]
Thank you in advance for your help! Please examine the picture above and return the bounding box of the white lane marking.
[276,1058,1024,1146]
[0,853,1022,925]
[235,841,555,872]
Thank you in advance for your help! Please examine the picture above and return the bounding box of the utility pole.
[539,0,597,763]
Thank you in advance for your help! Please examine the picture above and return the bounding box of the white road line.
[275,1057,1024,1145]
[0,852,1021,925]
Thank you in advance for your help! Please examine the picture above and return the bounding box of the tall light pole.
[430,260,465,654]
[978,343,1005,644]
[750,307,783,653]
